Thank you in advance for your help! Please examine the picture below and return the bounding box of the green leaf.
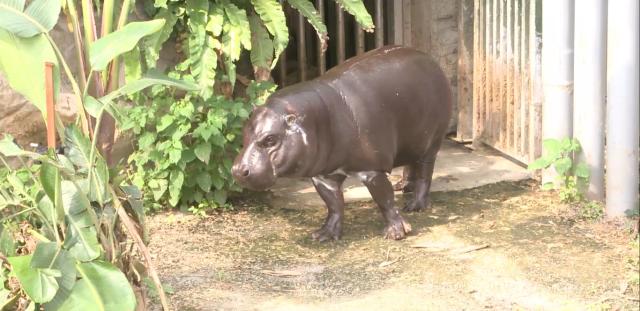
[89,19,166,71]
[194,143,211,164]
[123,46,142,83]
[287,0,328,50]
[138,132,156,149]
[249,13,274,71]
[194,34,218,100]
[0,227,16,257]
[144,7,179,68]
[207,4,224,36]
[527,157,551,170]
[251,0,289,67]
[334,0,374,31]
[43,249,76,311]
[196,172,211,192]
[84,96,124,125]
[575,163,590,178]
[58,261,136,311]
[0,135,27,157]
[64,126,109,205]
[30,242,60,269]
[101,72,199,103]
[61,180,100,262]
[7,255,58,303]
[39,160,62,218]
[554,157,572,176]
[542,139,562,159]
[541,182,555,191]
[213,189,227,206]
[0,29,59,119]
[0,0,61,37]
[168,170,184,207]
[222,3,251,61]
[149,179,168,201]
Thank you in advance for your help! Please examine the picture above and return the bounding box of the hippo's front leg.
[358,171,412,240]
[311,174,347,241]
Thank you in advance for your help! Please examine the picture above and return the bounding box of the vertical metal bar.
[541,0,574,181]
[279,49,287,87]
[297,11,307,81]
[457,0,474,141]
[392,0,403,45]
[355,23,365,54]
[529,0,543,163]
[473,0,485,144]
[606,0,639,216]
[375,0,384,47]
[402,0,412,47]
[520,0,529,158]
[490,0,498,145]
[315,0,326,75]
[513,0,521,157]
[506,0,513,152]
[484,0,492,145]
[498,0,507,149]
[574,0,606,201]
[45,62,56,149]
[336,4,345,63]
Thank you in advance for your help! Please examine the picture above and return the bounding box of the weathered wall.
[0,16,78,147]
[398,0,459,132]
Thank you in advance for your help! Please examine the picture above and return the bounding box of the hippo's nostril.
[241,169,250,177]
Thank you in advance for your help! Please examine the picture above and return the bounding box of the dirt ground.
[147,180,639,311]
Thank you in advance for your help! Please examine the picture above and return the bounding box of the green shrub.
[123,81,275,212]
[127,0,373,213]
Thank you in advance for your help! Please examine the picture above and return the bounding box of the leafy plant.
[0,0,196,309]
[125,0,373,213]
[528,138,591,203]
[124,81,276,212]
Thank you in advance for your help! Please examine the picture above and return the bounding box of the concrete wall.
[397,0,460,132]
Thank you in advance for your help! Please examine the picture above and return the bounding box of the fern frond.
[251,0,289,68]
[287,0,328,51]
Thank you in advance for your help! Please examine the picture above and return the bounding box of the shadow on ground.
[147,180,639,310]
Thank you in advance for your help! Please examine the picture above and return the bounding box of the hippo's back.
[316,46,452,170]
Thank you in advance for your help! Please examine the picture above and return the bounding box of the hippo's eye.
[261,135,278,148]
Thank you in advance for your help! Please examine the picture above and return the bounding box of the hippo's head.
[232,102,318,191]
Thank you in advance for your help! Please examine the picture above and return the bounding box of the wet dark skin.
[232,46,452,241]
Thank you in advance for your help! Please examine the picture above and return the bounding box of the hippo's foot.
[383,217,412,240]
[311,223,341,242]
[403,197,432,212]
[393,180,415,193]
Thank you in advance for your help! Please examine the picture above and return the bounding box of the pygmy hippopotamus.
[232,45,452,241]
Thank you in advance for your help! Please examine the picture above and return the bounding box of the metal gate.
[471,0,542,163]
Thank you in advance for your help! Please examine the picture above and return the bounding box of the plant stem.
[110,187,170,311]
[87,105,106,205]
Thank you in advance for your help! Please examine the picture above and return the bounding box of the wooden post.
[457,0,474,142]
[45,62,56,150]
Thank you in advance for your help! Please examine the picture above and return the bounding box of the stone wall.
[399,0,460,132]
[0,16,78,147]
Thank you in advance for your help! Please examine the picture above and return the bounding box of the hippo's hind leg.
[358,171,412,240]
[403,153,437,212]
[311,174,347,241]
[392,166,416,193]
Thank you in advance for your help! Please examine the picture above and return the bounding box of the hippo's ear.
[284,114,297,127]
